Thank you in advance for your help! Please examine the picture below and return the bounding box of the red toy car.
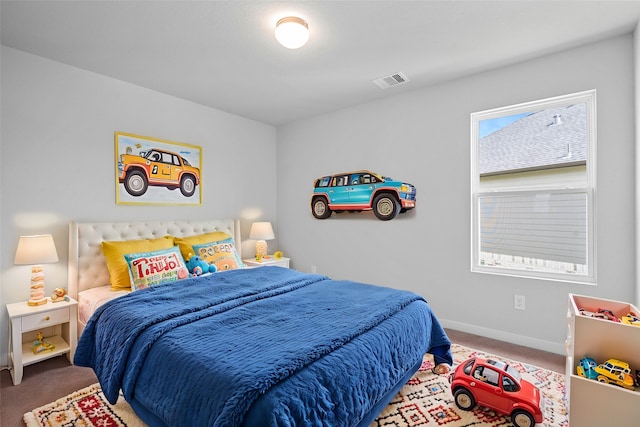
[449,357,544,427]
[597,308,621,322]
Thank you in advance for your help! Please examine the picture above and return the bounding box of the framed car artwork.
[115,132,202,206]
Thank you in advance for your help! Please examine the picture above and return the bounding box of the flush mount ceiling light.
[275,16,309,49]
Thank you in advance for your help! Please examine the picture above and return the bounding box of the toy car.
[578,308,609,320]
[449,357,543,427]
[576,356,599,380]
[597,308,621,322]
[311,170,416,220]
[622,312,640,326]
[593,358,635,390]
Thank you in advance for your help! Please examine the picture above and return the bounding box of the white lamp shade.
[249,222,275,241]
[14,234,59,265]
[275,17,309,49]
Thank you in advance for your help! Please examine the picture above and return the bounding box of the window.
[473,366,500,386]
[332,175,349,186]
[316,177,331,188]
[471,90,596,284]
[463,358,474,375]
[502,376,519,392]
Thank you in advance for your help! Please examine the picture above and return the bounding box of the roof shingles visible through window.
[479,103,587,175]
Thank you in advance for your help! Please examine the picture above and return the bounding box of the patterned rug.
[374,344,568,426]
[23,383,146,427]
[24,344,567,427]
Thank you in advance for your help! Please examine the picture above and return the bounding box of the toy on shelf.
[449,357,544,427]
[593,358,635,390]
[578,308,608,320]
[578,307,623,323]
[576,356,599,380]
[32,332,55,354]
[597,308,621,322]
[50,287,69,303]
[186,254,217,276]
[622,312,640,327]
[274,251,284,259]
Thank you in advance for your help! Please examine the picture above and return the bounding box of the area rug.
[373,344,568,426]
[24,343,568,427]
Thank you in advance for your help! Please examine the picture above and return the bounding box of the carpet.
[374,344,568,426]
[24,344,567,427]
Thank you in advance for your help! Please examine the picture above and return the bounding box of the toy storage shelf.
[566,294,640,426]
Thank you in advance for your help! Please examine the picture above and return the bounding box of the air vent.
[372,72,409,89]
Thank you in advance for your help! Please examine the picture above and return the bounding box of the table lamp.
[14,234,59,306]
[249,222,275,258]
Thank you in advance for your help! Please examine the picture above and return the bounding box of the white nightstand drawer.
[22,307,70,332]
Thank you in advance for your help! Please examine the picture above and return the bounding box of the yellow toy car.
[622,312,640,326]
[594,359,635,390]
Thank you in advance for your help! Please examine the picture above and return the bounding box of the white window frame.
[471,90,597,284]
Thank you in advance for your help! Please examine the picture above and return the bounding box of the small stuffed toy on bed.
[186,253,217,276]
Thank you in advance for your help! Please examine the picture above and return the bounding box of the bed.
[70,219,452,427]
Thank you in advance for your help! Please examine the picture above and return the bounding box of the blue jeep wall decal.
[311,170,416,221]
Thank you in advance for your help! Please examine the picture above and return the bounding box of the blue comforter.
[75,267,451,427]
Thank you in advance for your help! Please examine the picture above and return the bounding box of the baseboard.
[441,319,565,356]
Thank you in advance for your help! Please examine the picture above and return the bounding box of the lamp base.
[255,240,268,258]
[29,265,47,306]
[27,298,47,306]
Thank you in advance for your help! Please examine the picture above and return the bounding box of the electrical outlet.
[514,294,526,310]
[311,265,317,274]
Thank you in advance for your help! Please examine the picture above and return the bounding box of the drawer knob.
[45,316,50,321]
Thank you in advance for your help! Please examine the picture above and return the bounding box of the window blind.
[479,190,587,266]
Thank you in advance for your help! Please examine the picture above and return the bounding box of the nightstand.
[6,297,78,385]
[243,256,290,269]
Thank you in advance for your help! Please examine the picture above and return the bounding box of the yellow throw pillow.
[174,231,232,260]
[192,238,244,271]
[101,236,174,291]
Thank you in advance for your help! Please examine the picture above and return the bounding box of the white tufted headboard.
[68,219,241,299]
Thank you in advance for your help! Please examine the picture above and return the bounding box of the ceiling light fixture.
[275,16,309,49]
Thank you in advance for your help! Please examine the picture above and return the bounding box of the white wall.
[277,34,636,354]
[0,47,278,366]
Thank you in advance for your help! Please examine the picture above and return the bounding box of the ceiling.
[2,1,640,126]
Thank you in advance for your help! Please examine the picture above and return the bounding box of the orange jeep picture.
[118,147,200,197]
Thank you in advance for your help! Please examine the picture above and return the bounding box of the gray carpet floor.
[0,328,565,426]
